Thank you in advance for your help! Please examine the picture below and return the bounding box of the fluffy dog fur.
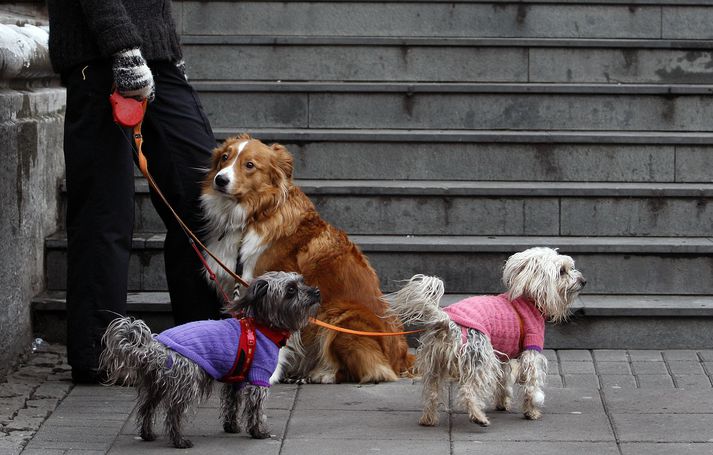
[99,271,319,448]
[200,134,413,384]
[387,247,586,427]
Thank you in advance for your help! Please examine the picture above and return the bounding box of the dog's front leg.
[519,350,547,420]
[240,385,271,439]
[220,383,243,433]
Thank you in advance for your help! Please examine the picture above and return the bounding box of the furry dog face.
[202,134,293,224]
[503,247,586,323]
[228,271,321,332]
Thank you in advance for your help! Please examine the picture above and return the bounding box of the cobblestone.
[0,342,73,454]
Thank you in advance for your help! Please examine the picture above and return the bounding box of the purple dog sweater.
[155,318,280,387]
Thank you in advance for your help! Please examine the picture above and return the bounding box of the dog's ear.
[246,278,269,304]
[270,143,293,181]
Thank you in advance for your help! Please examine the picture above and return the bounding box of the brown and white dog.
[200,134,413,384]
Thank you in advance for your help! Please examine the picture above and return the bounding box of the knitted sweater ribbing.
[442,293,545,359]
[155,318,280,387]
[47,0,182,74]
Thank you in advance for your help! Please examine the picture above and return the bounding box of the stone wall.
[0,2,65,379]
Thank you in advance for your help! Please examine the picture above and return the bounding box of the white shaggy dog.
[387,247,586,427]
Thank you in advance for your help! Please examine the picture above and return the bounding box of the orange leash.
[114,92,420,338]
[309,317,423,337]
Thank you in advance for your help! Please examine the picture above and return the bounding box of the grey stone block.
[596,362,632,375]
[302,93,713,132]
[628,350,664,362]
[282,439,449,455]
[662,350,703,361]
[612,413,713,443]
[673,375,712,389]
[561,198,713,236]
[291,409,448,440]
[698,350,713,362]
[182,2,659,39]
[289,142,675,183]
[563,375,600,389]
[666,361,705,375]
[556,350,593,362]
[561,362,596,374]
[108,434,281,454]
[531,49,713,84]
[599,375,637,389]
[593,350,629,362]
[185,45,527,82]
[632,362,669,375]
[603,389,713,413]
[200,93,307,129]
[452,442,619,455]
[663,7,713,39]
[636,375,674,389]
[451,412,614,441]
[619,443,713,455]
[546,375,564,388]
[312,195,559,236]
[676,146,713,183]
[295,380,422,412]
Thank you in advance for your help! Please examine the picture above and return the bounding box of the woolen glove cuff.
[112,48,155,101]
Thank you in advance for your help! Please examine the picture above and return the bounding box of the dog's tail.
[385,274,449,327]
[99,316,154,386]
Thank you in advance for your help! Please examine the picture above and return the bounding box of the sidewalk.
[6,349,713,454]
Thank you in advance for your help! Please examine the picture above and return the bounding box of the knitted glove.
[111,48,155,101]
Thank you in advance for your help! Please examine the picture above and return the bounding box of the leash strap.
[309,317,423,337]
[221,317,257,383]
[113,91,419,338]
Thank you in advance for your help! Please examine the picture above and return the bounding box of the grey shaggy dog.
[100,271,320,449]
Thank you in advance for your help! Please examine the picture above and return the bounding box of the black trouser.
[62,60,221,371]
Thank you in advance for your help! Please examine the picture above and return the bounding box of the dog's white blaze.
[239,229,268,283]
[215,155,239,192]
[237,140,248,154]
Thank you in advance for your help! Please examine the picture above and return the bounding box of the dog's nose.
[579,278,587,287]
[214,174,229,188]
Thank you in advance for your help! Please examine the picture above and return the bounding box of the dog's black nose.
[579,278,587,287]
[214,174,229,188]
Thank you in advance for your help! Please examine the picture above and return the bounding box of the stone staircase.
[32,0,713,348]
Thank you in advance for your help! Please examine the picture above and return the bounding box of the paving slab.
[612,414,713,443]
[286,410,449,441]
[603,389,713,413]
[282,438,449,455]
[619,442,713,454]
[636,374,675,389]
[451,412,615,442]
[593,350,629,362]
[108,434,282,455]
[628,350,664,361]
[450,388,605,416]
[295,380,423,411]
[452,441,620,455]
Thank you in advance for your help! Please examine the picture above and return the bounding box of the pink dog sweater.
[442,293,544,360]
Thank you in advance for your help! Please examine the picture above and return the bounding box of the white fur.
[239,229,268,284]
[388,247,585,426]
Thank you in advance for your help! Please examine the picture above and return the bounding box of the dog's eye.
[221,153,229,162]
[246,161,255,169]
[560,266,567,275]
[285,285,296,297]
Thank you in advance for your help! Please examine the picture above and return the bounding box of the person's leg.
[62,61,135,381]
[141,60,222,323]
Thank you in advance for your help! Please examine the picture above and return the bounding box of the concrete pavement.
[7,349,713,454]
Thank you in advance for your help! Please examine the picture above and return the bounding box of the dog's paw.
[309,372,336,384]
[418,413,439,427]
[495,398,512,412]
[469,413,490,427]
[173,438,194,449]
[223,421,241,434]
[140,430,156,441]
[281,377,310,385]
[249,428,271,439]
[524,409,542,420]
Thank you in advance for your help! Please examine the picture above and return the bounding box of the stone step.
[31,290,713,349]
[192,82,713,131]
[183,38,713,84]
[82,179,713,237]
[175,1,713,40]
[44,233,713,295]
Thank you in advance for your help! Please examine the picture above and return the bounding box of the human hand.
[111,48,155,101]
